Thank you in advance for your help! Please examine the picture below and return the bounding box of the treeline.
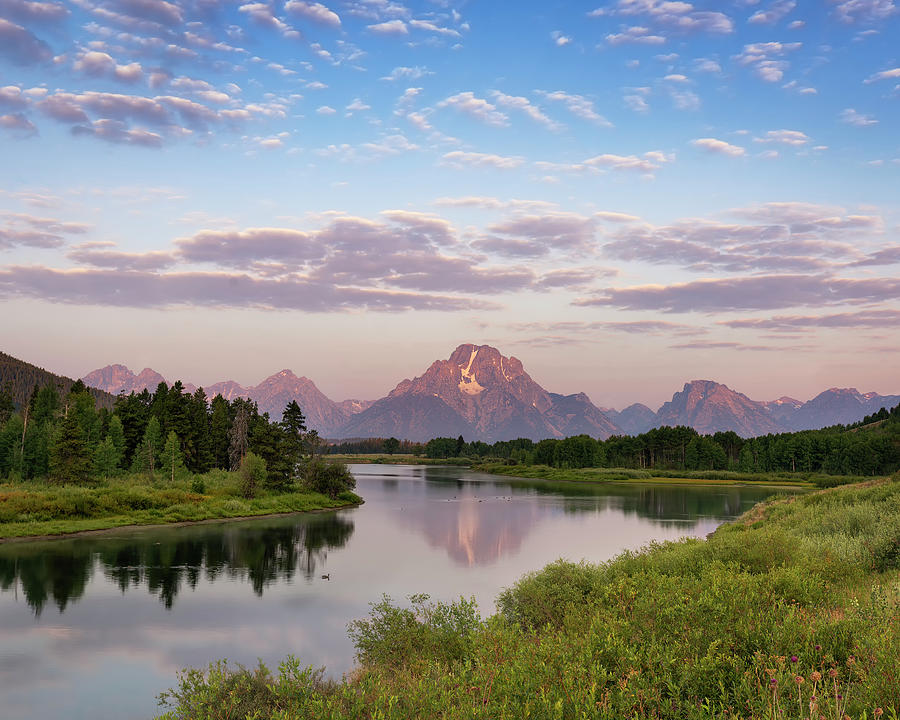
[324,437,421,455]
[422,402,900,476]
[0,379,352,496]
[0,351,114,410]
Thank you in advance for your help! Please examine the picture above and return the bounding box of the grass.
[327,453,473,466]
[475,463,876,488]
[157,474,900,720]
[0,469,361,540]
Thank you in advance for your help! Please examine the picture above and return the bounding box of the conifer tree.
[50,411,91,483]
[160,430,185,482]
[132,416,163,475]
[107,415,126,468]
[228,402,250,470]
[93,435,120,478]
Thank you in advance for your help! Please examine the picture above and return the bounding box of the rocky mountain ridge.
[82,346,900,441]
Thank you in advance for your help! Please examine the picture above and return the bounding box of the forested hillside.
[421,401,900,477]
[0,351,114,411]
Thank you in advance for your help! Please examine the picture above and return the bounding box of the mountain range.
[80,344,900,442]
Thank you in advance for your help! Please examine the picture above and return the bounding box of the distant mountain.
[84,364,353,436]
[337,344,620,442]
[655,380,784,437]
[82,364,166,396]
[1,351,115,410]
[785,388,900,431]
[80,352,900,442]
[607,403,657,436]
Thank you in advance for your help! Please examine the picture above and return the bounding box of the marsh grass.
[0,470,361,539]
[158,475,900,719]
[478,463,873,488]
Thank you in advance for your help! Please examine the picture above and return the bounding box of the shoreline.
[0,501,361,545]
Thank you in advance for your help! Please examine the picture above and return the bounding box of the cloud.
[606,25,666,45]
[0,85,30,110]
[440,151,524,169]
[0,0,69,24]
[691,137,745,156]
[177,227,324,265]
[754,129,809,145]
[721,308,900,330]
[0,266,497,312]
[368,19,408,35]
[831,0,897,23]
[316,105,336,115]
[490,91,560,130]
[284,1,341,27]
[748,0,797,24]
[551,30,571,46]
[380,66,432,81]
[849,246,900,267]
[0,212,89,249]
[576,274,900,313]
[67,247,176,271]
[864,67,900,83]
[839,108,878,126]
[0,18,53,65]
[409,19,460,37]
[437,92,508,127]
[0,112,37,135]
[593,1,734,37]
[72,119,164,147]
[537,91,612,127]
[73,51,144,83]
[734,41,802,82]
[485,212,597,254]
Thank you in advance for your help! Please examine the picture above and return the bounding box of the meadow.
[0,470,360,540]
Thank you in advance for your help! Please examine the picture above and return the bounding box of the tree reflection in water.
[0,512,355,613]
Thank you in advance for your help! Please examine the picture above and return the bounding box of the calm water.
[0,465,790,720]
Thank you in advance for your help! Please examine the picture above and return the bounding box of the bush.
[303,460,356,499]
[347,594,481,669]
[238,452,267,499]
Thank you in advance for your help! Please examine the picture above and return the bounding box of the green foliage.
[131,416,163,475]
[160,431,185,482]
[49,411,92,484]
[348,594,482,670]
[238,451,267,499]
[92,435,120,478]
[302,459,356,499]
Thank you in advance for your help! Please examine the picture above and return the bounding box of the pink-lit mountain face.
[83,347,899,441]
[339,344,621,442]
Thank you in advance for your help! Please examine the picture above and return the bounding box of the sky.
[0,0,898,410]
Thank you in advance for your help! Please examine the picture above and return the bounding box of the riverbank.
[0,469,361,541]
[158,474,900,719]
[327,453,472,466]
[475,462,871,488]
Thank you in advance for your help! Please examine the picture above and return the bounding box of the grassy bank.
[475,463,876,488]
[0,470,361,540]
[328,453,473,466]
[158,475,900,719]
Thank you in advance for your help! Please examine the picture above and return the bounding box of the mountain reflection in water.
[364,465,780,567]
[0,513,354,614]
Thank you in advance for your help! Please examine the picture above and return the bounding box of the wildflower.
[811,671,821,682]
[769,678,777,687]
[874,710,883,718]
[795,675,804,685]
[791,655,798,663]
[828,669,838,678]
[815,644,821,651]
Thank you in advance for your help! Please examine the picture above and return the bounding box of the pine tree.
[93,435,120,478]
[107,415,126,469]
[131,416,163,475]
[50,411,92,483]
[160,430,185,482]
[281,400,307,477]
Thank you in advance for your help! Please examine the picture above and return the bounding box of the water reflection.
[0,513,354,614]
[358,466,783,567]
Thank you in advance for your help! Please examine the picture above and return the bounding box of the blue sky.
[1,0,898,409]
